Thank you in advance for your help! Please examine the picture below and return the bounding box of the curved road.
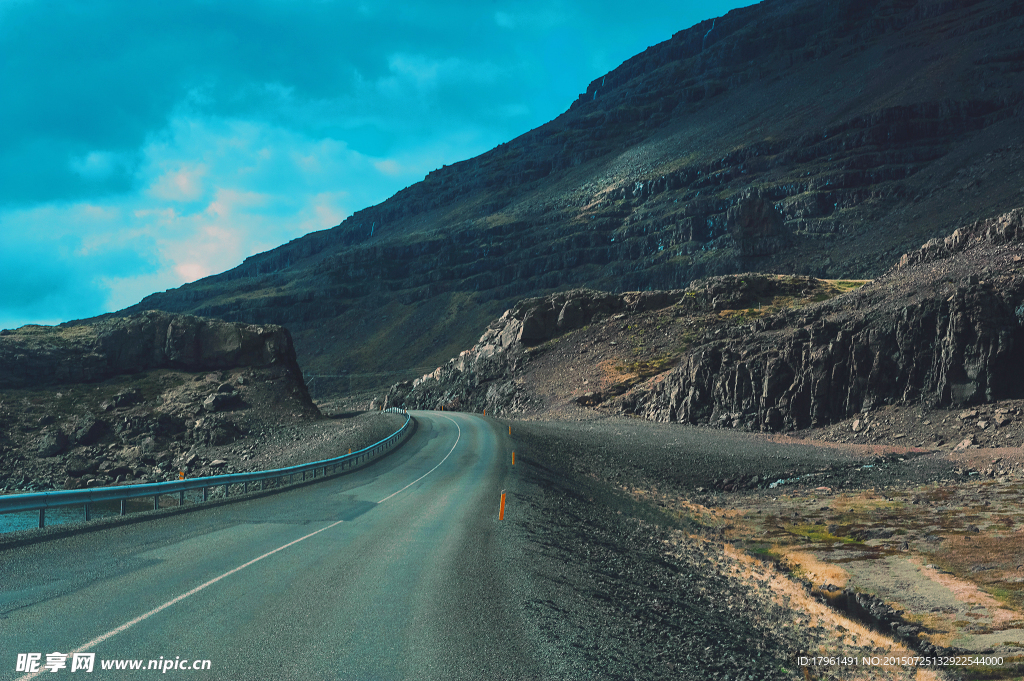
[1,412,535,680]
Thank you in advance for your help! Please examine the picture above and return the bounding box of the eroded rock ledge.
[0,310,300,389]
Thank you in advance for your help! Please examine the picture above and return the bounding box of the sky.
[0,0,753,330]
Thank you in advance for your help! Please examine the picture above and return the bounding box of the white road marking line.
[17,412,465,679]
[377,413,461,504]
[16,520,345,681]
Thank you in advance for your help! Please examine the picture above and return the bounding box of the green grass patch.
[614,356,677,378]
[785,523,861,544]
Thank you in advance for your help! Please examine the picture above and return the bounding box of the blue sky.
[0,0,752,330]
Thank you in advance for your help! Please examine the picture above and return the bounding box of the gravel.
[502,415,942,680]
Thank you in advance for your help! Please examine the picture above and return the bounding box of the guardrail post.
[179,490,184,506]
[84,503,91,522]
[38,508,45,528]
[243,481,248,494]
[302,470,306,481]
[120,499,126,516]
[224,483,229,498]
[203,486,208,502]
[153,495,159,511]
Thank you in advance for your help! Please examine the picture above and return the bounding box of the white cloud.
[147,163,208,202]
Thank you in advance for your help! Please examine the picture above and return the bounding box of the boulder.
[203,392,242,412]
[36,429,69,458]
[518,305,558,344]
[111,389,143,408]
[557,298,585,332]
[74,415,109,445]
[65,456,100,477]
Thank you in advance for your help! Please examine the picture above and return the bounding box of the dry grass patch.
[712,542,943,681]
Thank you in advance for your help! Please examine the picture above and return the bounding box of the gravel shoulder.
[503,414,1024,680]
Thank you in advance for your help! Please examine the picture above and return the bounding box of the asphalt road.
[0,412,533,681]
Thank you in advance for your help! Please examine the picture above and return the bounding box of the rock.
[140,436,158,456]
[995,414,1012,427]
[0,311,309,395]
[517,304,558,344]
[36,429,70,458]
[954,435,976,451]
[112,388,143,408]
[203,392,242,412]
[196,420,243,446]
[959,409,979,420]
[209,459,227,467]
[106,464,132,478]
[978,419,989,429]
[575,391,603,407]
[557,298,585,332]
[65,455,100,477]
[726,190,790,257]
[851,419,864,432]
[74,416,108,445]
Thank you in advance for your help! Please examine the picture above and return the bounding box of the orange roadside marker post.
[499,490,506,520]
[178,471,184,480]
[512,451,515,466]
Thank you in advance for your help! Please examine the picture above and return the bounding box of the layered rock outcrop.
[385,208,1024,431]
[382,289,688,413]
[0,311,301,389]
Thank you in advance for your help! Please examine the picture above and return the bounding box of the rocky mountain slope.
[382,206,1024,436]
[100,0,1024,390]
[0,312,340,493]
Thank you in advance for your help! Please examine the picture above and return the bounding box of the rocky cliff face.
[0,312,319,493]
[384,207,1024,432]
[0,311,300,389]
[115,0,1024,389]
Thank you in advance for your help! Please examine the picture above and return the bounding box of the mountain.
[119,0,1024,393]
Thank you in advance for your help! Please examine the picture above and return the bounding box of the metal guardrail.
[0,408,412,531]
